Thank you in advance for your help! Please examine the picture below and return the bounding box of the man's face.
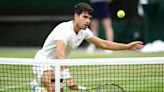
[75,12,92,30]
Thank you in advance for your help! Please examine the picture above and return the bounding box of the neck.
[73,20,80,34]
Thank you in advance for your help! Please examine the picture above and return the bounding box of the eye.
[83,16,88,19]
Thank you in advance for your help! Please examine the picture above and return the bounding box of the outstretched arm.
[87,35,144,51]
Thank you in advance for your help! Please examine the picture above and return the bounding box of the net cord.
[0,57,164,66]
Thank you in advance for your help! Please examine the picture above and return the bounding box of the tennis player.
[32,2,144,92]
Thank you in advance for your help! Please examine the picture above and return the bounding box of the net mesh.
[0,64,33,92]
[0,57,164,92]
[68,64,164,92]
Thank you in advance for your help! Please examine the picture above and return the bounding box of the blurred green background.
[0,47,164,58]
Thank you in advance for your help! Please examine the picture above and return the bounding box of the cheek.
[79,19,84,25]
[77,20,83,27]
[88,20,91,24]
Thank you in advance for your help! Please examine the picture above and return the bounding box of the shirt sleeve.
[84,28,94,40]
[53,24,69,45]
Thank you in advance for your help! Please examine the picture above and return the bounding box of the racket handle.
[78,86,87,90]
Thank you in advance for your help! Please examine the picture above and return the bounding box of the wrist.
[61,69,72,79]
[126,44,130,50]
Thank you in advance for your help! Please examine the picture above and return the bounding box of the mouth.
[84,24,89,27]
[80,24,89,29]
[81,25,88,30]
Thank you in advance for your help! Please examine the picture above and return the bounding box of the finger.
[69,84,78,90]
[131,46,140,52]
[134,45,144,52]
[135,48,140,52]
[129,41,143,48]
[135,44,144,49]
[133,41,143,45]
[139,44,144,49]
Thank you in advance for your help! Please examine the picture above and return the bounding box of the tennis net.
[0,57,164,92]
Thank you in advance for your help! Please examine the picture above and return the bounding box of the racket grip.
[78,86,87,90]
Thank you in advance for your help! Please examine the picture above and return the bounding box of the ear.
[74,13,78,19]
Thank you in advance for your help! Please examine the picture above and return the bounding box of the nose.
[86,18,91,24]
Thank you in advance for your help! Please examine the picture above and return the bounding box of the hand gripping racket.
[78,83,126,92]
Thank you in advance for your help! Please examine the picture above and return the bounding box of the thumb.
[129,41,143,46]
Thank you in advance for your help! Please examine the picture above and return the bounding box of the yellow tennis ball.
[117,10,125,18]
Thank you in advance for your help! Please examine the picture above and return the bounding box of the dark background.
[0,0,163,47]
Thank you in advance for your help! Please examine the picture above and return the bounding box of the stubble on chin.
[81,26,88,30]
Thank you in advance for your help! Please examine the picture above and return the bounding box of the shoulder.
[81,28,94,39]
[56,20,72,29]
[82,28,92,34]
[52,20,73,32]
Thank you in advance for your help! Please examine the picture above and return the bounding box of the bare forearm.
[88,36,128,50]
[88,35,143,51]
[56,41,68,70]
[56,53,68,70]
[102,41,129,50]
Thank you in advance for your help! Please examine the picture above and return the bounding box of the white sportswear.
[33,20,93,81]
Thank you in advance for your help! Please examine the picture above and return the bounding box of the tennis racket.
[78,83,126,92]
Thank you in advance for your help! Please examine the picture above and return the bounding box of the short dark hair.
[74,3,93,16]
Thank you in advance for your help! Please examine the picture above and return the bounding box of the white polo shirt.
[38,20,93,59]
